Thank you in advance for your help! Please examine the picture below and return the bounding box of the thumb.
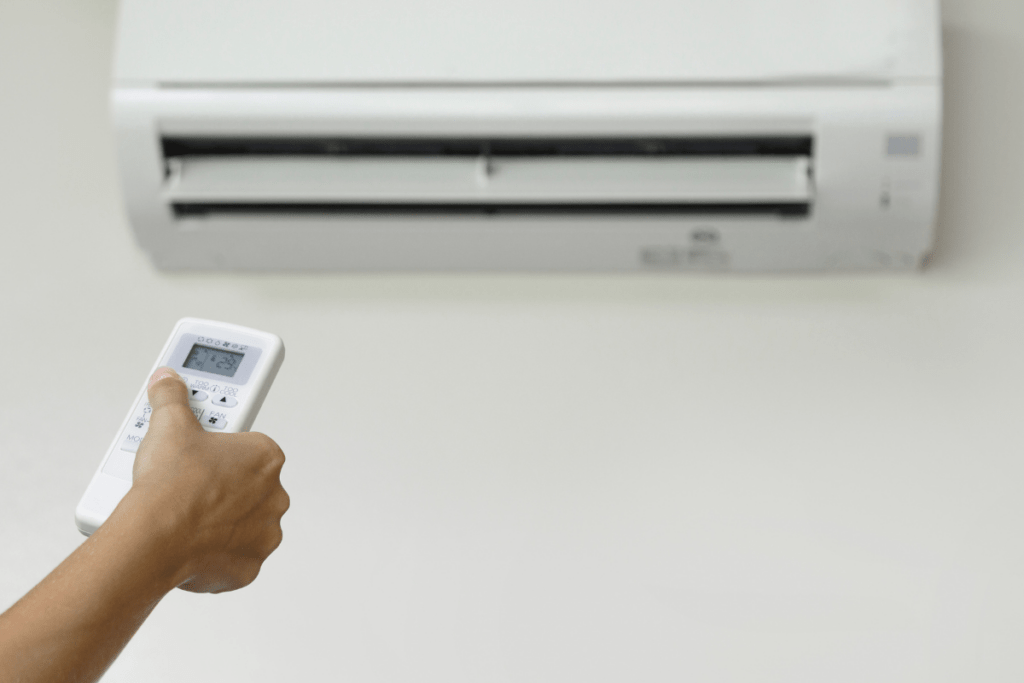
[147,367,199,429]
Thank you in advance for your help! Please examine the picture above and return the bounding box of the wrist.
[106,486,194,593]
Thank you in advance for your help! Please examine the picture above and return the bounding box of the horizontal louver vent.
[162,136,814,219]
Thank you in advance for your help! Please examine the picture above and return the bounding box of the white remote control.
[75,318,285,536]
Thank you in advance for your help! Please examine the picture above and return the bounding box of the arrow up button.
[211,395,238,408]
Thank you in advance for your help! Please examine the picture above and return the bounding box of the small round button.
[212,395,238,408]
[189,389,209,402]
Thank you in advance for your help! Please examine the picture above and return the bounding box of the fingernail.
[148,367,184,388]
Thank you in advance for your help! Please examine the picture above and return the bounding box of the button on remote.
[120,432,145,453]
[212,395,238,408]
[203,414,227,430]
[190,389,209,402]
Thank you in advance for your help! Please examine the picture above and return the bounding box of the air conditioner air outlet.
[171,201,813,219]
[161,135,815,159]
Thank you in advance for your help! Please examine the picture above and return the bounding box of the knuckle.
[254,435,287,470]
[250,433,285,463]
[253,432,277,451]
[238,562,262,588]
[265,526,284,554]
[277,490,291,515]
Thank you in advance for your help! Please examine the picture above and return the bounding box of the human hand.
[128,367,290,593]
[0,367,289,683]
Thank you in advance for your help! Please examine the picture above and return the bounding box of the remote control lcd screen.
[183,344,244,378]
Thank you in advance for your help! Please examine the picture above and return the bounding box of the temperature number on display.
[183,344,244,378]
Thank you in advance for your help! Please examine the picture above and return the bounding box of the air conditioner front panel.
[116,0,936,85]
[114,84,941,271]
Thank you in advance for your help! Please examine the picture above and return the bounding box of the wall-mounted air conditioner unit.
[114,0,942,271]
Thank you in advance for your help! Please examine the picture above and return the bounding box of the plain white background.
[2,1,1024,680]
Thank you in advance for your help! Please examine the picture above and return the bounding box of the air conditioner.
[113,0,942,272]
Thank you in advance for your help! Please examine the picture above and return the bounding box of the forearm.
[0,490,182,683]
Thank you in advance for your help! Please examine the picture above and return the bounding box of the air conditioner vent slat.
[165,157,813,204]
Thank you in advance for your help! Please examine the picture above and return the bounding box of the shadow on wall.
[930,25,1024,272]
